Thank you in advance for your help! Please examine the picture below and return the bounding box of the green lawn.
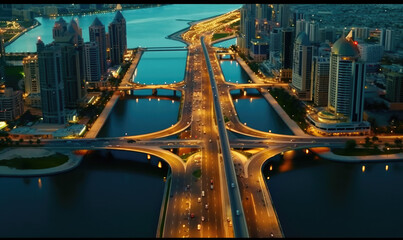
[0,153,69,169]
[212,32,232,41]
[332,148,401,156]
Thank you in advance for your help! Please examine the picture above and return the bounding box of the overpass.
[201,35,249,238]
[141,46,188,52]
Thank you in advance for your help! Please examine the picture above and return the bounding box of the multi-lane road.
[34,9,403,238]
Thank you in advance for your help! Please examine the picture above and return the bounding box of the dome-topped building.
[331,37,359,57]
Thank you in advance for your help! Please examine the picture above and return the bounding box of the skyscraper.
[89,17,107,75]
[0,88,24,121]
[328,36,366,122]
[384,29,395,52]
[23,55,40,95]
[108,11,127,66]
[53,19,87,109]
[37,38,66,124]
[295,19,305,39]
[291,32,313,100]
[238,4,256,54]
[385,65,403,110]
[83,41,101,82]
[281,28,294,69]
[52,17,68,40]
[277,4,290,28]
[309,21,319,44]
[311,56,330,107]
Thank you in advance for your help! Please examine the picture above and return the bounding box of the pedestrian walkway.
[311,147,403,162]
[235,56,307,136]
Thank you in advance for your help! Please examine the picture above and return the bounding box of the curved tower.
[328,36,366,122]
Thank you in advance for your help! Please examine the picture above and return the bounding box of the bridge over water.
[141,46,188,52]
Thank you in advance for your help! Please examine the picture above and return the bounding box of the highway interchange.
[37,9,403,238]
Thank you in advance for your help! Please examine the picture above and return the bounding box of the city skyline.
[0,3,402,238]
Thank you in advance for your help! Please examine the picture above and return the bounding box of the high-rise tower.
[108,11,127,66]
[291,32,313,100]
[37,38,66,124]
[89,17,107,75]
[328,35,366,122]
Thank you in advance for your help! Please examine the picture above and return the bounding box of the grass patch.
[332,148,401,156]
[0,153,69,169]
[192,169,202,178]
[212,32,231,41]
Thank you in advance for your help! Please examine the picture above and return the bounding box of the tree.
[372,136,379,142]
[345,139,357,151]
[36,139,41,145]
[28,139,33,145]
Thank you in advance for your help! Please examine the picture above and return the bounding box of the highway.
[32,9,403,238]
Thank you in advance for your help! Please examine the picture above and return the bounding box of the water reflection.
[263,149,403,237]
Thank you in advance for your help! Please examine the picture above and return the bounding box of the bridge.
[202,35,249,238]
[141,46,188,52]
[16,9,403,239]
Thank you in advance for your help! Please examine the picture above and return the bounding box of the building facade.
[83,41,101,82]
[291,32,313,100]
[0,88,24,121]
[328,37,366,122]
[89,17,107,75]
[108,11,127,66]
[311,56,330,107]
[37,39,66,124]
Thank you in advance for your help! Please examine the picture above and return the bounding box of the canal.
[263,149,403,238]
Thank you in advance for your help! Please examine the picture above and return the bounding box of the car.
[229,220,232,227]
[198,197,201,203]
[201,216,205,222]
[231,182,235,188]
[210,185,213,190]
[197,224,201,231]
[210,179,213,184]
[190,213,195,218]
[236,210,240,215]
[205,204,208,209]
[116,145,120,147]
[202,191,205,197]
[209,139,212,143]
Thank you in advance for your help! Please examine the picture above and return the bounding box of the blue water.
[212,37,236,48]
[264,149,403,237]
[233,96,293,135]
[220,60,251,84]
[133,51,187,85]
[6,4,241,52]
[97,97,180,137]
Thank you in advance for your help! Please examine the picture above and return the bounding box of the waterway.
[220,60,251,84]
[1,4,242,237]
[132,51,187,85]
[263,149,403,238]
[5,4,241,53]
[0,150,169,237]
[212,37,236,48]
[97,96,180,137]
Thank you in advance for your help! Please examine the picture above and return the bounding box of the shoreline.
[0,147,83,177]
[4,19,41,48]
